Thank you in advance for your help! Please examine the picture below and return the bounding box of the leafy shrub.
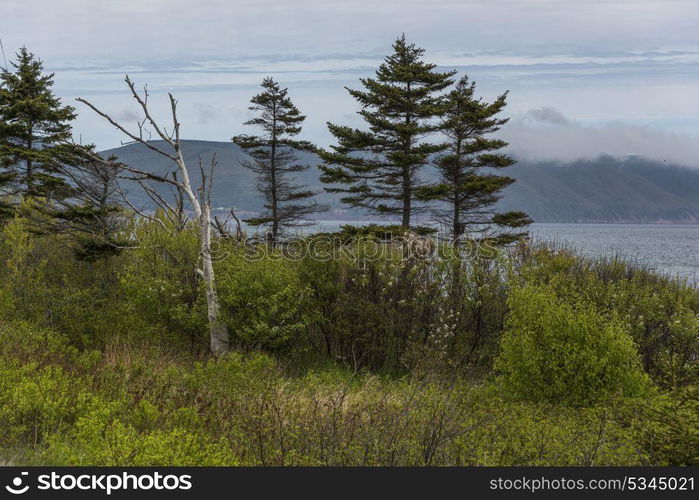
[0,361,93,449]
[118,218,207,350]
[495,285,650,405]
[514,243,699,387]
[331,223,437,241]
[44,402,236,466]
[1,218,697,465]
[0,324,664,466]
[0,217,127,349]
[297,236,511,372]
[216,248,311,352]
[624,385,699,465]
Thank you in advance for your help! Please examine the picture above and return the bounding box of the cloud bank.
[503,108,699,167]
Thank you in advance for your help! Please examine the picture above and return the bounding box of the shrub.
[0,361,93,450]
[118,218,207,350]
[43,402,236,466]
[216,248,312,352]
[625,386,699,465]
[297,236,511,373]
[0,324,658,466]
[514,243,699,387]
[2,218,697,465]
[0,217,127,349]
[495,285,650,405]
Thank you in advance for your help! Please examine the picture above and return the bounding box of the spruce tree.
[0,49,124,257]
[319,35,455,228]
[417,76,531,244]
[33,145,128,260]
[233,77,325,241]
[0,47,76,197]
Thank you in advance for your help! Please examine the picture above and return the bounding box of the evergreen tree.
[0,47,76,197]
[233,77,325,241]
[319,35,455,228]
[32,145,128,260]
[0,48,123,258]
[417,76,531,244]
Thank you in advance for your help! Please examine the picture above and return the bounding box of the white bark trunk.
[200,204,229,355]
[178,153,229,355]
[78,80,231,355]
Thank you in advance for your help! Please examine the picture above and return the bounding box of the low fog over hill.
[103,140,699,224]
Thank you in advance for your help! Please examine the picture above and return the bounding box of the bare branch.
[169,93,181,146]
[125,75,177,147]
[77,77,228,354]
[75,97,176,162]
[71,141,184,189]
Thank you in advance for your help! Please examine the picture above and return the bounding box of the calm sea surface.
[306,221,699,285]
[529,223,699,285]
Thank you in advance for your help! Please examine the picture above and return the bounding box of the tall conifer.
[417,76,530,243]
[0,47,76,197]
[319,35,455,228]
[233,77,325,241]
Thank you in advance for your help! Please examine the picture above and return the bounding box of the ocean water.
[529,223,699,285]
[303,221,699,285]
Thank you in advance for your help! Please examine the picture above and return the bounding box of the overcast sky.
[2,0,699,165]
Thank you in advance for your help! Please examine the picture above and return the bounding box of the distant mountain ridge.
[103,140,699,223]
[500,156,699,223]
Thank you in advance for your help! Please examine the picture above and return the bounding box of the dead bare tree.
[213,208,244,241]
[122,171,189,232]
[76,76,229,355]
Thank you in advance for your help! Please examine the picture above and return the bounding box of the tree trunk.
[453,138,463,241]
[453,205,461,240]
[77,82,231,356]
[402,183,411,229]
[26,133,33,194]
[200,202,229,355]
[402,83,412,229]
[270,103,279,242]
[175,149,230,356]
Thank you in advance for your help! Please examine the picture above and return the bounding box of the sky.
[2,0,699,165]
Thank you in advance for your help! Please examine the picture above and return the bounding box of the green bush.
[43,402,236,466]
[495,285,650,405]
[297,236,511,372]
[216,248,312,352]
[625,385,699,465]
[0,321,675,466]
[514,243,699,387]
[1,218,698,465]
[117,217,207,350]
[0,217,127,349]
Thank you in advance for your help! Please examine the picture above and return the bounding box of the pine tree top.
[442,75,510,142]
[348,35,456,121]
[0,47,76,144]
[234,77,316,155]
[241,77,307,139]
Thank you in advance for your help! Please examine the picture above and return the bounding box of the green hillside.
[104,140,699,223]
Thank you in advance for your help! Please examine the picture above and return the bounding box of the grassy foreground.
[0,218,697,465]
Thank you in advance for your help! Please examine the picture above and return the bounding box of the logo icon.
[5,472,30,495]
